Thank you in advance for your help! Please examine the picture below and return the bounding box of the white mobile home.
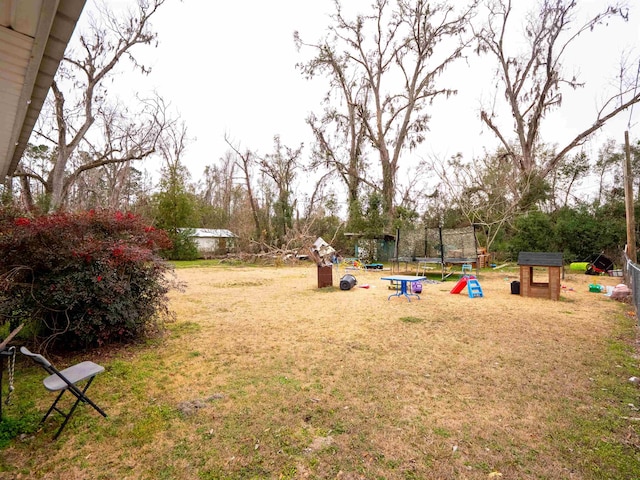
[188,229,237,257]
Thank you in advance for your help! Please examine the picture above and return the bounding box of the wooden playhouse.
[517,252,563,301]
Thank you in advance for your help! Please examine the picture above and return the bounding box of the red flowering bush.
[0,209,175,350]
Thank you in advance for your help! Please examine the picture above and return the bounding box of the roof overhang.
[517,252,564,267]
[0,0,86,180]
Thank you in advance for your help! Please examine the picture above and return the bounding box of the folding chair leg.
[53,393,81,440]
[41,390,66,425]
[73,379,108,418]
[41,376,107,439]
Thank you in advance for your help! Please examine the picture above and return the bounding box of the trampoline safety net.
[395,226,477,262]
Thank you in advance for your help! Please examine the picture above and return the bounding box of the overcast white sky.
[100,0,640,196]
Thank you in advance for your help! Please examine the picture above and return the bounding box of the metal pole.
[439,226,445,281]
[624,131,637,264]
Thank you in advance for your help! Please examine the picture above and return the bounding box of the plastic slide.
[450,275,475,294]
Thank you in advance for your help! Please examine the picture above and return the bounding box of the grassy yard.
[1,264,639,479]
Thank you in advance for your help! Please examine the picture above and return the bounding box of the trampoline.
[391,226,480,279]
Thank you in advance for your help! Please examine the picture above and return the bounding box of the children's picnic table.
[380,275,426,302]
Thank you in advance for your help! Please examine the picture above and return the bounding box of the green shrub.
[508,210,555,257]
[0,209,175,351]
[162,228,199,260]
[553,206,603,261]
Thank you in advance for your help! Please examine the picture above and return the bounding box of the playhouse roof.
[517,252,563,267]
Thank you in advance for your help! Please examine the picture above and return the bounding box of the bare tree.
[198,151,259,251]
[14,0,168,212]
[546,151,590,209]
[396,160,434,216]
[476,0,637,182]
[67,160,148,211]
[429,152,522,251]
[225,135,262,243]
[302,169,337,219]
[157,119,190,176]
[295,35,372,224]
[297,0,477,226]
[201,151,237,224]
[259,136,303,246]
[592,136,640,205]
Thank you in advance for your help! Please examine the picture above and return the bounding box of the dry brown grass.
[1,264,638,479]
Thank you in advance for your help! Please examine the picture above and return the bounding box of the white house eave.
[0,0,86,180]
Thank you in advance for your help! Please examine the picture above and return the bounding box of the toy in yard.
[340,258,365,275]
[412,281,423,294]
[450,275,475,294]
[365,263,384,270]
[569,262,589,272]
[467,278,484,298]
[450,275,483,297]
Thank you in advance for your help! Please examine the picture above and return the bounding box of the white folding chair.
[20,347,107,439]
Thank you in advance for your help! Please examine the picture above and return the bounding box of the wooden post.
[624,131,637,263]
